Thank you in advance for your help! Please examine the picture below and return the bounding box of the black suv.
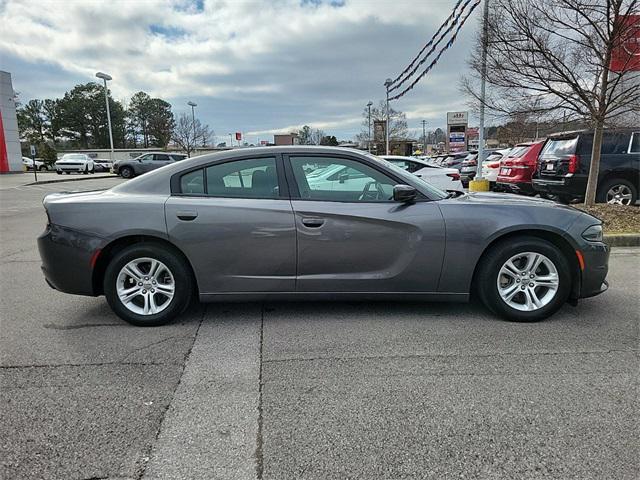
[532,129,639,205]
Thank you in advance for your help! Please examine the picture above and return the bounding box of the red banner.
[235,132,242,141]
[610,15,640,72]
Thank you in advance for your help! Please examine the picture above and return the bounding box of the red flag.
[235,132,242,141]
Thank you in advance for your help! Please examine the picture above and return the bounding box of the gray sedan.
[113,152,187,178]
[38,146,609,326]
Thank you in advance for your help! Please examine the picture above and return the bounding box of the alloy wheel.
[116,257,175,315]
[606,184,633,205]
[497,252,559,312]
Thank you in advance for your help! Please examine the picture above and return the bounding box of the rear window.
[507,146,529,158]
[541,137,578,156]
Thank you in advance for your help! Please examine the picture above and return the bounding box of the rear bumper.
[579,242,610,298]
[532,176,587,197]
[496,180,534,194]
[38,224,105,296]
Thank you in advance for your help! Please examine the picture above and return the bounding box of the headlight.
[582,224,603,242]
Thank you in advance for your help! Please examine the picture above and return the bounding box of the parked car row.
[421,128,639,205]
[22,157,52,171]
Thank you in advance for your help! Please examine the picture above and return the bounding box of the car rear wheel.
[598,178,637,206]
[476,237,571,322]
[120,166,134,179]
[104,244,193,326]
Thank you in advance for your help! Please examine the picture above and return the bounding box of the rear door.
[165,154,296,293]
[284,154,445,293]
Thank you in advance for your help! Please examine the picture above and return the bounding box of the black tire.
[104,243,193,326]
[476,237,571,322]
[83,165,89,175]
[597,178,637,206]
[39,165,46,171]
[556,194,574,204]
[120,166,134,179]
[56,171,62,175]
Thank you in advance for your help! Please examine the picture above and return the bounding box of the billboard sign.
[373,120,386,143]
[447,111,468,124]
[235,132,242,141]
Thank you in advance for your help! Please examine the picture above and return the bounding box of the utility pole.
[472,0,490,191]
[367,101,373,153]
[384,78,392,155]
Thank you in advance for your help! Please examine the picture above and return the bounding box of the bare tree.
[172,113,214,157]
[356,100,408,147]
[462,0,640,205]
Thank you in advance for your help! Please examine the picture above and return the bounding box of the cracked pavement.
[1,176,638,479]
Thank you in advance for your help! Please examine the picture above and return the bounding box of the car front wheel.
[476,237,571,322]
[120,166,134,179]
[104,244,193,326]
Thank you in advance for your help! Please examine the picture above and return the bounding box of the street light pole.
[228,133,233,147]
[474,0,489,186]
[187,101,197,157]
[366,101,373,153]
[421,119,427,154]
[95,72,114,162]
[384,78,392,155]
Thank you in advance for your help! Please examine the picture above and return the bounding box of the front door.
[165,155,296,293]
[285,154,446,293]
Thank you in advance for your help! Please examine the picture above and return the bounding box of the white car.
[382,155,464,191]
[481,149,512,184]
[55,154,95,175]
[22,157,50,171]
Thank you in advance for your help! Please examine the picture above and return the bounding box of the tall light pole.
[187,101,197,157]
[366,101,373,153]
[384,78,392,155]
[421,119,427,154]
[228,133,233,147]
[474,0,490,188]
[95,72,114,161]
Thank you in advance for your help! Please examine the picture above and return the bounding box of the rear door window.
[629,132,640,153]
[540,137,578,156]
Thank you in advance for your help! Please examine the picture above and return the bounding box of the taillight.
[446,172,460,180]
[568,154,580,173]
[487,162,499,168]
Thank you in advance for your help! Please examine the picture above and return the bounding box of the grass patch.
[575,204,640,234]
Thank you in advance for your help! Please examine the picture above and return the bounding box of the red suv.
[496,141,544,195]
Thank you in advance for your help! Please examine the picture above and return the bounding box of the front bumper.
[38,224,105,296]
[56,164,85,172]
[578,241,610,298]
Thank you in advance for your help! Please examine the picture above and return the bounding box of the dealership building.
[0,71,22,173]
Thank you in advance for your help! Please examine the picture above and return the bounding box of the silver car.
[113,152,188,179]
[38,146,609,326]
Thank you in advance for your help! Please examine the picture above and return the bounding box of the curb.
[604,234,640,247]
[24,174,118,186]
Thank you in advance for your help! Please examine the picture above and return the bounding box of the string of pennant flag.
[388,0,482,101]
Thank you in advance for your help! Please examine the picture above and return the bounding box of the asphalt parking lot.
[1,175,638,480]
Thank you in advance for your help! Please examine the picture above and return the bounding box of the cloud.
[0,0,479,141]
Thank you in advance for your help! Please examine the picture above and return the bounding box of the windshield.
[507,146,529,158]
[367,154,448,200]
[61,154,86,160]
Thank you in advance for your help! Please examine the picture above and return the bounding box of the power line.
[390,0,475,93]
[389,0,481,101]
[389,0,465,89]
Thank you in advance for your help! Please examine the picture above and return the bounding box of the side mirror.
[393,184,417,203]
[338,173,349,184]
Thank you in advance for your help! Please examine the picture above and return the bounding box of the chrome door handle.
[302,217,325,228]
[177,210,198,221]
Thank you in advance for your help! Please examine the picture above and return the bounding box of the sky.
[0,0,481,144]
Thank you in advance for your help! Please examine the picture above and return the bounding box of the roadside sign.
[30,145,36,156]
[235,132,242,141]
[29,145,37,181]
